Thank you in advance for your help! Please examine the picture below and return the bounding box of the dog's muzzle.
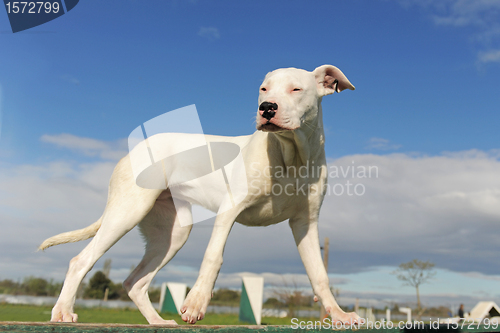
[259,102,278,120]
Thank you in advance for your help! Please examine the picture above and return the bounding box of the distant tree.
[102,259,112,279]
[422,306,452,317]
[0,277,61,297]
[46,279,63,297]
[392,259,436,314]
[264,297,284,308]
[23,277,49,296]
[385,302,400,315]
[83,271,130,301]
[212,288,240,304]
[0,279,19,294]
[84,271,111,299]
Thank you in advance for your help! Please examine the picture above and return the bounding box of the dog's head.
[256,65,354,132]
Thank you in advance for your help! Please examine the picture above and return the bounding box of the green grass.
[0,304,302,325]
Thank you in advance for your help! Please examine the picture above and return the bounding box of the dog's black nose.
[259,102,278,120]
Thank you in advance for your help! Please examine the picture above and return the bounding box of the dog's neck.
[269,102,325,168]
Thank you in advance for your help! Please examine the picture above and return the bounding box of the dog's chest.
[236,172,325,226]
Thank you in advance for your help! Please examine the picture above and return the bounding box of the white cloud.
[459,271,500,282]
[395,0,500,27]
[366,137,401,151]
[0,134,130,282]
[0,159,122,281]
[478,49,500,63]
[2,133,500,303]
[392,0,500,65]
[60,74,80,85]
[40,133,128,160]
[198,27,220,40]
[431,0,500,27]
[320,150,500,274]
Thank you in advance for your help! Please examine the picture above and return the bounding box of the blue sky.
[1,0,500,311]
[2,0,499,161]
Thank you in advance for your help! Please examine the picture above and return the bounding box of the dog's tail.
[38,217,102,251]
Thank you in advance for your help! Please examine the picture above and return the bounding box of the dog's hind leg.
[123,195,192,325]
[51,157,163,322]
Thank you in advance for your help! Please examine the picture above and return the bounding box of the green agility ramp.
[159,282,187,314]
[239,276,264,325]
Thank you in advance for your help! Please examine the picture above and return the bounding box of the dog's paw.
[180,288,211,324]
[327,307,361,325]
[51,307,78,323]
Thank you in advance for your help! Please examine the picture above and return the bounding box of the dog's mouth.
[258,121,290,132]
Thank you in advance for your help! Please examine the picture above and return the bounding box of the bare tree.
[392,259,436,315]
[272,276,307,317]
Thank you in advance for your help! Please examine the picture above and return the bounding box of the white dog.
[40,65,358,325]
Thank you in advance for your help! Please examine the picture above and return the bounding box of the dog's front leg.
[289,217,360,324]
[180,213,236,324]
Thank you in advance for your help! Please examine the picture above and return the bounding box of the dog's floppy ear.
[313,65,355,96]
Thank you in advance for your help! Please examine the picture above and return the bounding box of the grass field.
[0,304,304,325]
